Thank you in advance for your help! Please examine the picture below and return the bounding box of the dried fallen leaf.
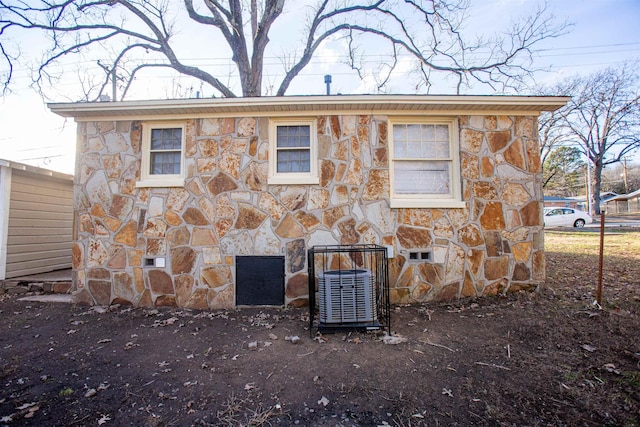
[17,402,37,410]
[285,335,300,344]
[124,342,139,350]
[581,344,596,353]
[23,406,39,419]
[603,363,621,374]
[381,333,407,345]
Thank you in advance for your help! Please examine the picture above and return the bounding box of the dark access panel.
[236,256,285,306]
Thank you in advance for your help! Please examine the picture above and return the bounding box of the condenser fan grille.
[318,269,376,324]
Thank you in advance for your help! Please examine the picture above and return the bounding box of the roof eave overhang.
[48,94,570,121]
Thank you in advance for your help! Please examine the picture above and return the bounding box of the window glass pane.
[277,125,310,148]
[277,149,310,173]
[392,122,453,197]
[394,161,450,195]
[394,123,452,159]
[422,124,435,142]
[407,140,422,157]
[435,124,449,141]
[421,140,436,158]
[434,140,450,158]
[407,124,422,141]
[394,140,406,157]
[150,152,181,175]
[151,128,182,150]
[148,127,183,176]
[393,124,407,141]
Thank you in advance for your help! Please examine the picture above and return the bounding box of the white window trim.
[388,117,465,209]
[137,121,186,188]
[268,118,319,185]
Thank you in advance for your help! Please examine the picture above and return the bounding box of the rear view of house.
[50,95,568,308]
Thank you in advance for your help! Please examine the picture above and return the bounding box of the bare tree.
[0,0,567,100]
[550,64,640,214]
[537,79,581,167]
[539,108,570,168]
[601,159,640,195]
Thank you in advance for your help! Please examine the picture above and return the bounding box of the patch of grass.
[544,230,640,313]
[545,230,640,258]
[58,387,74,396]
[621,371,640,388]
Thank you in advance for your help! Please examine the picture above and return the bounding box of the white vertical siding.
[4,168,73,278]
[0,163,11,279]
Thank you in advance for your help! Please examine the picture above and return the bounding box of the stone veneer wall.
[71,114,544,308]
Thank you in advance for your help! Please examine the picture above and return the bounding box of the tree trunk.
[592,159,604,215]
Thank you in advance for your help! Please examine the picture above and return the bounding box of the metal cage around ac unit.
[308,244,390,335]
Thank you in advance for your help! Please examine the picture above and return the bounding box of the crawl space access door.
[236,256,285,306]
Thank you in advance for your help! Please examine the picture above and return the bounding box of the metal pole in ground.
[596,211,606,306]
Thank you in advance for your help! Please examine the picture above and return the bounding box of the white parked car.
[543,207,593,228]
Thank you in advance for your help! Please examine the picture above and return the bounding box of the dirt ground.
[1,231,639,426]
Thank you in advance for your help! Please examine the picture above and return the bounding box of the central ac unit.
[318,269,376,324]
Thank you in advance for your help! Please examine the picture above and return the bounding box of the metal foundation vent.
[318,269,376,324]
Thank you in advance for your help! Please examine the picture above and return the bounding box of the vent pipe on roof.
[324,75,332,95]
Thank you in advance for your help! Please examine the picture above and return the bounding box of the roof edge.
[49,94,570,119]
[0,158,73,181]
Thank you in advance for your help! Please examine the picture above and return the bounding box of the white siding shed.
[0,160,73,280]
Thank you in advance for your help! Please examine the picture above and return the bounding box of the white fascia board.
[48,95,571,120]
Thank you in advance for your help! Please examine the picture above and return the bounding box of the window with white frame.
[138,122,186,187]
[389,117,463,208]
[268,119,318,184]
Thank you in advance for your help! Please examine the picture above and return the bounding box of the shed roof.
[49,94,570,121]
[0,158,73,181]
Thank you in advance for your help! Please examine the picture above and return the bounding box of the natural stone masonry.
[71,114,544,308]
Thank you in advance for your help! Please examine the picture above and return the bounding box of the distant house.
[543,196,578,209]
[605,189,640,214]
[0,160,74,280]
[569,192,618,212]
[50,95,568,308]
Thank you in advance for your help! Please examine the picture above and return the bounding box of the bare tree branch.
[0,0,568,99]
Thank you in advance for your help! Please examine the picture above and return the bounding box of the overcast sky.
[0,0,639,174]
